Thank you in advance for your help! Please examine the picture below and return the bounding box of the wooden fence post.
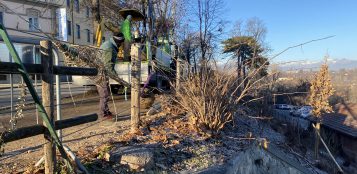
[176,59,181,89]
[175,45,181,90]
[41,40,56,173]
[131,44,141,133]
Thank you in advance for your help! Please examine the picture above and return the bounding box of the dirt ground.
[1,93,350,174]
[0,93,147,173]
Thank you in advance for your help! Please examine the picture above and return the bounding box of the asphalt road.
[0,83,92,109]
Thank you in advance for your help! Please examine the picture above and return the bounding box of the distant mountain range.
[277,58,357,71]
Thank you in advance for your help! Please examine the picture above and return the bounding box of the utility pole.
[146,0,162,89]
[52,6,57,38]
[147,0,153,73]
[141,0,147,35]
[54,50,62,140]
[142,0,150,65]
[52,4,62,140]
[71,0,75,44]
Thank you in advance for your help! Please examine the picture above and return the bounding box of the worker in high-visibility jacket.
[96,15,132,118]
[56,32,125,119]
[96,32,125,118]
[121,15,132,61]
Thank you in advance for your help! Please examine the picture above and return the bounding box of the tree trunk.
[314,122,321,160]
[241,55,247,89]
[237,54,241,79]
[193,53,197,74]
[243,66,247,88]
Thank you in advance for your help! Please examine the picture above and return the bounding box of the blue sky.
[224,0,357,62]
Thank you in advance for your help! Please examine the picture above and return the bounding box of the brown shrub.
[164,56,274,135]
[172,69,244,135]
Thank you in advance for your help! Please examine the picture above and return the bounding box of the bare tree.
[232,17,269,54]
[223,20,268,89]
[223,18,269,87]
[149,0,188,46]
[82,0,124,25]
[193,0,225,66]
[177,23,201,73]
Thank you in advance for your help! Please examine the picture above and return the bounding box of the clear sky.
[224,0,357,62]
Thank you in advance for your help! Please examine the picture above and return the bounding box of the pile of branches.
[54,42,130,87]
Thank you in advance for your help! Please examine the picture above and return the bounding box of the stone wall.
[226,146,310,174]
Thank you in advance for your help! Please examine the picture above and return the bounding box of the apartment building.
[57,0,111,46]
[0,0,60,83]
[63,0,109,45]
[0,0,111,83]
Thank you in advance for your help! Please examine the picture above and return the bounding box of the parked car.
[275,104,293,110]
[299,106,313,118]
[291,106,313,118]
[289,106,300,115]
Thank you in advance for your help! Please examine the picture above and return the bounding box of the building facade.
[0,0,110,84]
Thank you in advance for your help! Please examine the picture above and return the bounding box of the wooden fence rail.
[0,114,98,143]
[0,62,98,76]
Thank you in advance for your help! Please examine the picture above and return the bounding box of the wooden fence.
[0,26,99,173]
[0,21,146,173]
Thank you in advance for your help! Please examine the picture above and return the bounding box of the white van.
[72,44,173,93]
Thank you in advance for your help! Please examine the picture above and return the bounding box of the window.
[29,17,39,31]
[28,9,39,31]
[86,7,90,17]
[0,75,6,81]
[0,6,4,25]
[34,47,41,64]
[66,0,70,7]
[76,24,80,39]
[86,29,90,42]
[74,0,79,13]
[0,11,3,25]
[67,20,72,35]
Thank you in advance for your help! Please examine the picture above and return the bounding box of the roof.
[309,113,357,138]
